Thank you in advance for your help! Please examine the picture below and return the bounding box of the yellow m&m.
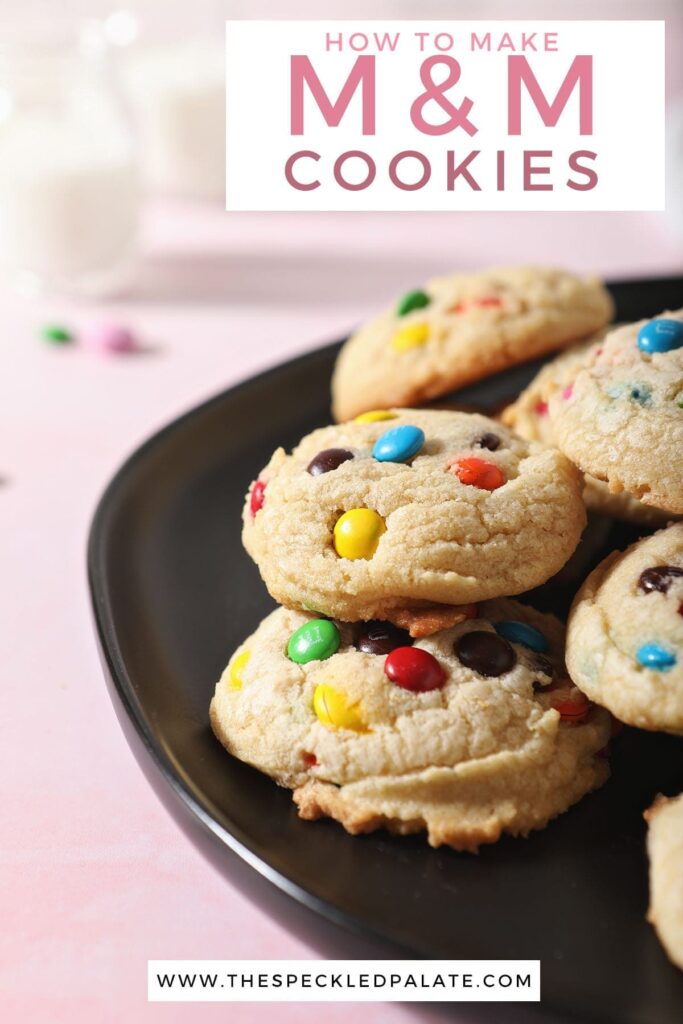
[391,322,429,352]
[333,508,386,560]
[313,684,367,732]
[354,410,397,424]
[229,648,250,690]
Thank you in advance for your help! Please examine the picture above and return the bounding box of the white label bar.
[225,20,664,211]
[149,959,541,1002]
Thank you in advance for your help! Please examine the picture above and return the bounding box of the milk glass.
[0,30,140,297]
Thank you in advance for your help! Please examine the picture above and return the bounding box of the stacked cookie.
[211,409,611,852]
[211,265,683,964]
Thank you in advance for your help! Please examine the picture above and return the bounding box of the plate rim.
[86,335,417,955]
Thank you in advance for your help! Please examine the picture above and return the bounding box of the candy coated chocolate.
[637,318,683,354]
[333,508,386,560]
[396,289,430,316]
[384,647,446,692]
[454,630,516,677]
[372,424,425,464]
[355,620,412,655]
[494,620,549,653]
[638,565,683,594]
[307,448,354,476]
[287,619,340,664]
[636,643,677,672]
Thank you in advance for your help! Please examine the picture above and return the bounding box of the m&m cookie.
[242,409,586,621]
[501,331,676,526]
[210,600,610,851]
[549,312,683,515]
[331,266,613,422]
[566,524,683,734]
[645,792,683,971]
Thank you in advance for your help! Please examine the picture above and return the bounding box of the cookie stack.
[210,408,611,852]
[210,264,683,966]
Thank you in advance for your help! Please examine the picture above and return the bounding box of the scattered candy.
[454,630,516,677]
[249,480,266,516]
[307,448,354,476]
[637,318,683,354]
[638,565,683,594]
[449,457,505,491]
[287,619,340,664]
[451,297,503,314]
[636,643,677,672]
[355,620,412,655]
[474,432,501,451]
[333,508,386,560]
[313,684,366,731]
[534,401,549,416]
[391,322,429,352]
[551,692,590,723]
[384,646,446,692]
[41,323,73,344]
[354,410,397,424]
[372,424,425,464]
[396,289,430,316]
[494,620,549,653]
[84,321,137,354]
[301,751,318,767]
[562,384,574,400]
[229,649,250,691]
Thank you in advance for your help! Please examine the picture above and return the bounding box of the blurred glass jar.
[0,27,140,297]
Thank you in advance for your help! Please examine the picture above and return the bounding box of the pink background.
[3,1,683,1022]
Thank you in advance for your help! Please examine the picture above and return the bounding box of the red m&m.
[551,692,590,723]
[250,480,266,516]
[450,297,502,314]
[448,457,505,491]
[384,647,446,692]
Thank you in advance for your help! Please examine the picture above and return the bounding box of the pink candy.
[83,322,138,355]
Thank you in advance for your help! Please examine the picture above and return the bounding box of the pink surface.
[2,201,682,1023]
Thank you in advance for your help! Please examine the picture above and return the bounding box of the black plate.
[89,276,683,1023]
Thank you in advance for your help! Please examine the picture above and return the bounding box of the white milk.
[0,118,138,296]
[123,42,225,201]
[0,45,140,297]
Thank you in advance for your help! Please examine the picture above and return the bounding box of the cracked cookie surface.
[332,265,614,421]
[242,409,586,621]
[567,524,683,734]
[210,601,610,851]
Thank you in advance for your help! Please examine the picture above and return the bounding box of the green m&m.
[287,619,340,664]
[396,289,430,317]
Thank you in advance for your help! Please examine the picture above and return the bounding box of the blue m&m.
[636,642,677,672]
[637,318,683,354]
[372,424,425,463]
[494,620,549,653]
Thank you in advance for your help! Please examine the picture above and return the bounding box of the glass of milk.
[0,26,140,298]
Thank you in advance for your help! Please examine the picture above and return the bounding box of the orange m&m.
[448,457,505,491]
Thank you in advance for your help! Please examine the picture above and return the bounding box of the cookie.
[243,409,586,621]
[549,313,683,514]
[502,333,675,526]
[210,601,610,851]
[645,793,683,970]
[331,266,614,422]
[566,524,683,734]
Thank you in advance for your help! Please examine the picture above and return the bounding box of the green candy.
[396,289,430,317]
[41,324,73,344]
[287,619,340,664]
